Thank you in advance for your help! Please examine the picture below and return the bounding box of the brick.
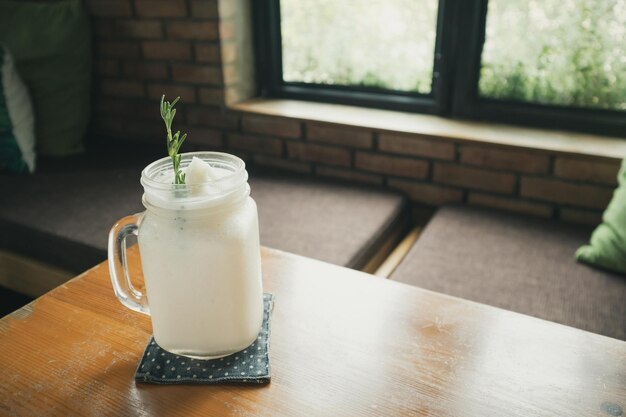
[135,0,186,17]
[468,193,553,218]
[94,97,136,114]
[122,62,168,80]
[222,64,238,85]
[224,86,244,105]
[554,157,620,185]
[172,65,222,85]
[94,116,124,134]
[434,163,516,194]
[219,20,235,40]
[85,0,132,17]
[95,101,166,125]
[122,120,165,142]
[307,123,372,149]
[388,179,464,206]
[520,177,613,209]
[195,44,221,63]
[316,166,382,185]
[252,155,312,174]
[95,117,165,147]
[460,146,550,174]
[95,59,119,76]
[198,88,225,105]
[147,84,196,103]
[93,21,114,38]
[287,143,351,167]
[142,41,192,60]
[228,134,283,156]
[242,116,301,139]
[559,208,603,226]
[218,0,236,18]
[190,0,218,18]
[167,22,219,40]
[221,43,237,64]
[186,106,238,129]
[99,80,145,98]
[94,98,159,121]
[97,41,140,58]
[114,20,162,39]
[177,126,223,149]
[378,133,455,160]
[356,153,428,179]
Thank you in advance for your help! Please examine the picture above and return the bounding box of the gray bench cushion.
[391,206,626,340]
[250,173,407,269]
[0,155,149,272]
[0,154,407,272]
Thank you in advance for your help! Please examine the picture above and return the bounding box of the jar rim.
[140,152,248,209]
[141,151,246,191]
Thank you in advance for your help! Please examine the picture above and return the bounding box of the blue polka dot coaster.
[135,293,274,385]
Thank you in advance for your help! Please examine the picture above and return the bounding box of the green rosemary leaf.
[160,95,187,185]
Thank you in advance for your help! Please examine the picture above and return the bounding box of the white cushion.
[0,45,35,173]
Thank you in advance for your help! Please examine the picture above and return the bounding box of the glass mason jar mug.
[108,152,264,359]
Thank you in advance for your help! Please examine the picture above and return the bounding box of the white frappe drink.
[137,153,264,359]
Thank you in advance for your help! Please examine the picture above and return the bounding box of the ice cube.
[186,156,221,184]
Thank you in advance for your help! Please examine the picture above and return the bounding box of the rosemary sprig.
[160,95,187,185]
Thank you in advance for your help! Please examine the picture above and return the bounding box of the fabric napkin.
[135,293,273,384]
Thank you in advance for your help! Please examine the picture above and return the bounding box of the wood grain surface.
[1,246,624,417]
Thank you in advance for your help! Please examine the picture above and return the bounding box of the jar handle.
[107,213,150,315]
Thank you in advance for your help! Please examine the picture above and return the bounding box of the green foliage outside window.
[480,0,626,110]
[279,0,626,112]
[280,0,439,94]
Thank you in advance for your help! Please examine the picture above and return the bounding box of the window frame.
[253,0,459,115]
[451,0,626,137]
[253,0,626,137]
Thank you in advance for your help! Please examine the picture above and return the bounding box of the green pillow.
[576,159,626,274]
[0,0,91,156]
[0,46,35,173]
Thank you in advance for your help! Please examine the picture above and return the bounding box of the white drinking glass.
[108,152,263,359]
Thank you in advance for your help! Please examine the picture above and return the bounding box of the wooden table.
[1,247,624,417]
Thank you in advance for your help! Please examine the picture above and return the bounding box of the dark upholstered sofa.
[391,206,626,341]
[0,149,408,273]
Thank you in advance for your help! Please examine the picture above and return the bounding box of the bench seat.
[391,206,626,340]
[0,153,407,273]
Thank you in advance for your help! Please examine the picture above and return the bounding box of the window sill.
[229,98,626,160]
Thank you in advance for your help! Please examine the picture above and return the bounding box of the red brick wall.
[86,0,621,226]
[89,0,228,150]
[235,117,616,224]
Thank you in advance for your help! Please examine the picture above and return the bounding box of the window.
[280,0,439,95]
[479,0,626,111]
[254,0,626,135]
[254,0,449,113]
